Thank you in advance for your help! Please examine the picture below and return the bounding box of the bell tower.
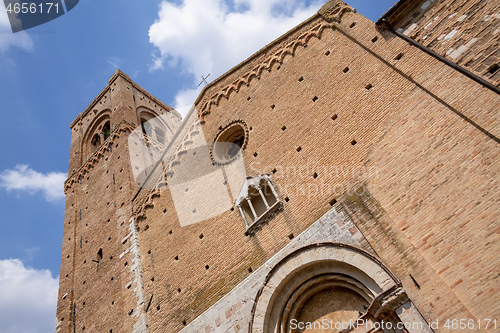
[55,70,181,333]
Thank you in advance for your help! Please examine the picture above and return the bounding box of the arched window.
[212,122,247,164]
[85,115,111,157]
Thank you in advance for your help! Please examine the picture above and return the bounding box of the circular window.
[212,121,248,164]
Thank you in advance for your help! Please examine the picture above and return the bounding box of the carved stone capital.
[318,0,356,23]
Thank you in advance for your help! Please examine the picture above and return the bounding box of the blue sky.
[0,0,397,331]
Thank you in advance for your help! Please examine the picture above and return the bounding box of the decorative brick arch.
[249,243,408,333]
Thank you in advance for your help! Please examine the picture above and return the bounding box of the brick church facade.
[55,0,500,332]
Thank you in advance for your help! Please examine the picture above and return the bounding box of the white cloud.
[149,0,321,114]
[0,165,67,201]
[0,259,58,333]
[0,4,33,52]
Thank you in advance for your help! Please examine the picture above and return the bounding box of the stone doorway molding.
[249,243,432,333]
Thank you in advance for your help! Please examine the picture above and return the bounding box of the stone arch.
[137,107,175,145]
[82,110,111,160]
[249,243,404,333]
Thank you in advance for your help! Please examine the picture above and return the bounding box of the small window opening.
[91,134,101,148]
[371,36,378,43]
[329,198,337,206]
[102,121,111,140]
[343,67,349,73]
[213,123,246,163]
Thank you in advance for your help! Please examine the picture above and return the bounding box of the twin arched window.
[90,120,111,152]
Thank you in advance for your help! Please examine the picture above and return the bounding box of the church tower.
[55,70,181,333]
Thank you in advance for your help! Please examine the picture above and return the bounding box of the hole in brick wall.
[296,146,302,152]
[313,172,318,179]
[182,320,187,326]
[121,202,124,207]
[120,168,123,173]
[331,114,338,121]
[272,168,277,174]
[281,126,287,131]
[298,76,304,82]
[97,249,103,261]
[129,309,133,315]
[350,22,356,28]
[330,198,337,206]
[174,256,179,261]
[117,156,120,159]
[199,233,204,239]
[144,225,149,231]
[119,186,122,190]
[488,64,499,75]
[325,50,330,56]
[107,219,110,223]
[157,305,160,310]
[82,327,85,331]
[271,104,275,109]
[148,250,151,254]
[288,233,294,240]
[163,209,167,214]
[83,281,86,284]
[230,207,234,211]
[248,267,253,273]
[351,140,357,145]
[250,127,253,130]
[365,84,373,90]
[66,274,68,278]
[247,96,251,101]
[151,277,154,282]
[395,53,404,60]
[111,277,114,281]
[312,96,318,102]
[285,197,290,202]
[83,260,86,264]
[127,284,131,289]
[124,262,128,266]
[112,301,114,305]
[108,237,111,241]
[343,67,349,73]
[85,223,88,227]
[110,256,113,260]
[205,265,210,270]
[178,288,181,293]
[169,230,173,234]
[253,152,258,157]
[110,330,113,333]
[371,36,378,43]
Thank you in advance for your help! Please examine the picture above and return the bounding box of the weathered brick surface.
[391,0,500,85]
[56,1,499,332]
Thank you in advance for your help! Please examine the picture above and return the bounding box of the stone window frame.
[235,175,283,235]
